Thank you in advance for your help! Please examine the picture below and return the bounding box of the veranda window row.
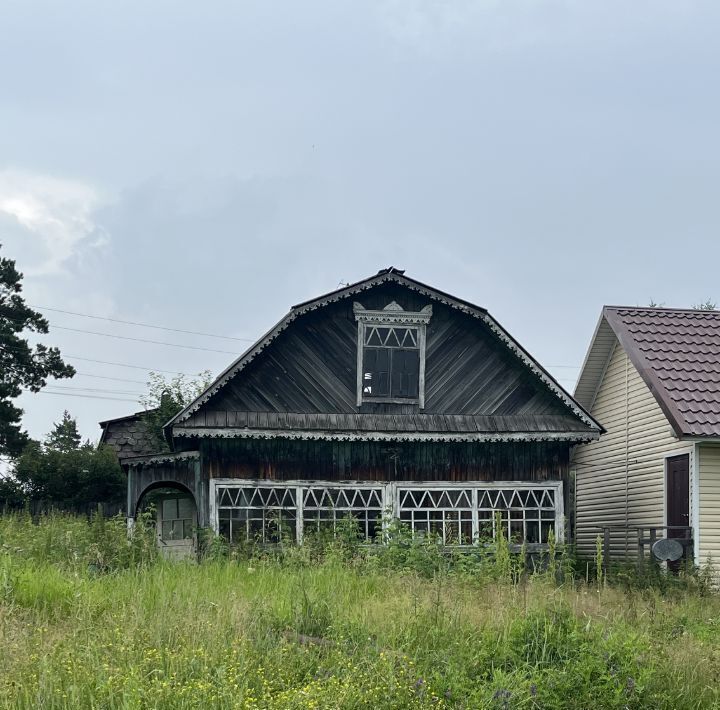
[212,481,563,546]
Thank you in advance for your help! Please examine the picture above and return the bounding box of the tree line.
[0,243,209,511]
[2,241,718,511]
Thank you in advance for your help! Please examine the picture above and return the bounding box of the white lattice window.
[396,485,558,545]
[477,488,556,544]
[303,486,383,541]
[398,488,474,545]
[212,481,563,547]
[217,486,297,543]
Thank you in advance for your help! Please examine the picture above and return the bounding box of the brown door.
[666,454,690,539]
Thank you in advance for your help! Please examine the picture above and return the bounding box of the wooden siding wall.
[699,445,720,569]
[200,283,570,418]
[202,439,570,482]
[572,341,688,559]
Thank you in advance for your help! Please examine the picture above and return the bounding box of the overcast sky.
[2,0,720,443]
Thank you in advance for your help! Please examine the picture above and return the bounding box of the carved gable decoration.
[353,301,432,408]
[164,269,601,439]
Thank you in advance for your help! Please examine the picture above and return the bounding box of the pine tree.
[0,244,75,457]
[45,410,82,453]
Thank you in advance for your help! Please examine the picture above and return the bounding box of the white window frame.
[210,479,564,547]
[353,301,432,408]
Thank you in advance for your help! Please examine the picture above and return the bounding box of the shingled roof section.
[99,410,160,460]
[604,306,720,438]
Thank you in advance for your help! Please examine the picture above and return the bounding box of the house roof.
[174,412,595,443]
[575,306,720,438]
[99,409,159,459]
[163,268,602,437]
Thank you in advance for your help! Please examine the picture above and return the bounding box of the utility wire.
[42,384,144,396]
[7,311,588,370]
[64,355,190,375]
[50,325,239,355]
[32,391,140,403]
[74,372,148,385]
[1,345,194,376]
[30,305,255,342]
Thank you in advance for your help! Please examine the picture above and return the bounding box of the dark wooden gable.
[191,281,573,420]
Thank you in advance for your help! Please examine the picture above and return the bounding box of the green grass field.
[1,512,719,709]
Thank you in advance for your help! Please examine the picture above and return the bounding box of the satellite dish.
[651,538,684,562]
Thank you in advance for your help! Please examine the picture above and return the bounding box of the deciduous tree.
[13,412,124,505]
[140,371,213,451]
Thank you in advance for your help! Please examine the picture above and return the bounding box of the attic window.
[354,301,432,408]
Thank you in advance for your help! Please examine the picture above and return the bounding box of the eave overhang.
[122,451,200,468]
[173,427,600,444]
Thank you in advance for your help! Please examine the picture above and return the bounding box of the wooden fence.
[1,500,125,518]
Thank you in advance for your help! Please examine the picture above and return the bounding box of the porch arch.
[134,480,195,519]
[125,452,207,528]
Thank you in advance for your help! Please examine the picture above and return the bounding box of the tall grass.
[0,512,719,708]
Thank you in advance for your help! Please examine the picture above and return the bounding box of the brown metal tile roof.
[604,306,720,437]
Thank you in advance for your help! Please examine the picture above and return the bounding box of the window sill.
[360,397,421,406]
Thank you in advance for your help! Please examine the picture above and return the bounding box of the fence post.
[603,527,610,578]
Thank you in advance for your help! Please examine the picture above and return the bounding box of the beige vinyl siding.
[698,445,720,568]
[572,339,688,560]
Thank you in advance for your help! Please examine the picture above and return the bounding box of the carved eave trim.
[173,427,599,444]
[353,301,433,325]
[165,271,602,433]
[123,451,200,468]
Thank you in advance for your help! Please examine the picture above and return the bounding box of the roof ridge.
[604,305,720,315]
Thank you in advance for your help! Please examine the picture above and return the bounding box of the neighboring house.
[100,268,601,556]
[573,306,720,568]
[99,409,158,460]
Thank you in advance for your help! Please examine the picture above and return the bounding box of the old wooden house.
[100,268,601,556]
[573,306,720,569]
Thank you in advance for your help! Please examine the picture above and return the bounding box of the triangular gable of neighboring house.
[574,306,720,438]
[164,268,602,441]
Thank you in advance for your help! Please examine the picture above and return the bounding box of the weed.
[0,513,719,708]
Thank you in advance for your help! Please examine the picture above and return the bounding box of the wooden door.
[666,454,690,538]
[157,496,197,561]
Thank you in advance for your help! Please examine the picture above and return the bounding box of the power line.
[5,312,588,370]
[32,391,140,403]
[74,372,148,385]
[64,355,190,375]
[30,304,255,342]
[43,384,145,396]
[51,325,239,355]
[1,344,194,376]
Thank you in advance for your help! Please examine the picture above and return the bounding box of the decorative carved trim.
[354,301,431,408]
[353,301,433,325]
[124,451,200,468]
[173,426,598,444]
